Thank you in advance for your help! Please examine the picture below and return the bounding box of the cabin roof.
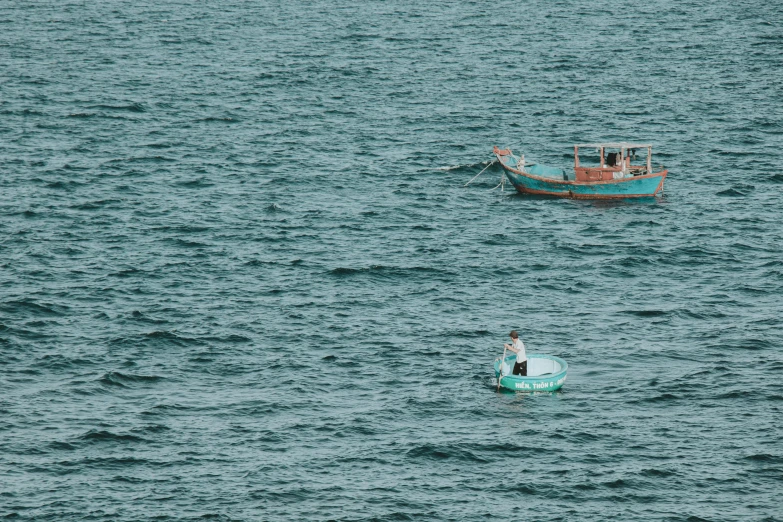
[575,142,652,149]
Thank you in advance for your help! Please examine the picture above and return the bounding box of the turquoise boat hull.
[496,154,667,199]
[493,354,568,392]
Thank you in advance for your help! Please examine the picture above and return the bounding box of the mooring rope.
[490,173,506,192]
[464,159,497,187]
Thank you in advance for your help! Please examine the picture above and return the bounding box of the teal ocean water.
[2,1,782,520]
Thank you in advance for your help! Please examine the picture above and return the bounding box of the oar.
[497,345,507,391]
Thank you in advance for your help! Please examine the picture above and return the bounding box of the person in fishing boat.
[504,330,527,376]
[516,154,526,172]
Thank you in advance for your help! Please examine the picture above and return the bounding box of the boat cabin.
[573,143,655,182]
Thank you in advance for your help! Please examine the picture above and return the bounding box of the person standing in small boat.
[504,330,527,376]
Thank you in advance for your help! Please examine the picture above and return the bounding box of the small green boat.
[493,354,568,392]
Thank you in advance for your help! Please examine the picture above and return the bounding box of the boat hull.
[497,158,667,199]
[493,354,568,392]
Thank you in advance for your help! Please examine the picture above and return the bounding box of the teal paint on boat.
[503,168,665,199]
[525,164,567,177]
[493,354,568,392]
[493,144,668,199]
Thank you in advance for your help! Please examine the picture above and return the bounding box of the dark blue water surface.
[2,0,782,520]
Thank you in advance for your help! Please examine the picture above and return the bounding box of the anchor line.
[490,172,507,192]
[464,159,497,187]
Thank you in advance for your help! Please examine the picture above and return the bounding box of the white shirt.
[513,339,527,363]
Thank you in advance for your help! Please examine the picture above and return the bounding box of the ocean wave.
[53,456,168,470]
[621,309,667,317]
[716,187,748,197]
[140,403,191,416]
[45,180,85,190]
[744,453,783,464]
[69,199,123,211]
[640,468,677,477]
[176,177,214,188]
[636,393,679,404]
[0,299,67,317]
[328,265,453,280]
[99,371,165,388]
[405,443,489,463]
[36,353,94,370]
[88,103,146,113]
[78,429,148,444]
[199,116,241,123]
[142,330,204,346]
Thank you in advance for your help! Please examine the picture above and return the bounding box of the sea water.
[1,0,781,520]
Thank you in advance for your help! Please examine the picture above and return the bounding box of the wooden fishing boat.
[493,354,568,392]
[493,143,667,199]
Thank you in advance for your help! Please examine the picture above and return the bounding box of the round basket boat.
[493,353,568,392]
